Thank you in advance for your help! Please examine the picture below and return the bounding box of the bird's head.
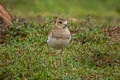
[54,16,68,29]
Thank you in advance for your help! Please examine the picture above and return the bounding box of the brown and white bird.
[47,17,71,50]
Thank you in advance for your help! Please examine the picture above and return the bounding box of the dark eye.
[59,21,62,24]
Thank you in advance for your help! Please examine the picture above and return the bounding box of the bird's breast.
[47,34,71,50]
[47,27,71,50]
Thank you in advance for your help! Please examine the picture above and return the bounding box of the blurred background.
[0,0,120,22]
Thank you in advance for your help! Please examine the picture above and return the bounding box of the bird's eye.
[59,21,62,24]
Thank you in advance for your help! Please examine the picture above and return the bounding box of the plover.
[47,17,71,50]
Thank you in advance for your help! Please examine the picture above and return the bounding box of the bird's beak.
[63,21,68,27]
[64,24,68,27]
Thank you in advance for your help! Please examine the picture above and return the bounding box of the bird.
[47,16,71,65]
[47,16,71,50]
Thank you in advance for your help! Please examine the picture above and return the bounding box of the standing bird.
[47,17,71,50]
[47,16,71,65]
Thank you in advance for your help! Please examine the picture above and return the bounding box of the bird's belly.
[47,37,71,50]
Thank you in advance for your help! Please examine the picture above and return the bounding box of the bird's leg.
[60,48,63,65]
[54,50,57,68]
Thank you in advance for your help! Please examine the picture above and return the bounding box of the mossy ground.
[0,0,120,80]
